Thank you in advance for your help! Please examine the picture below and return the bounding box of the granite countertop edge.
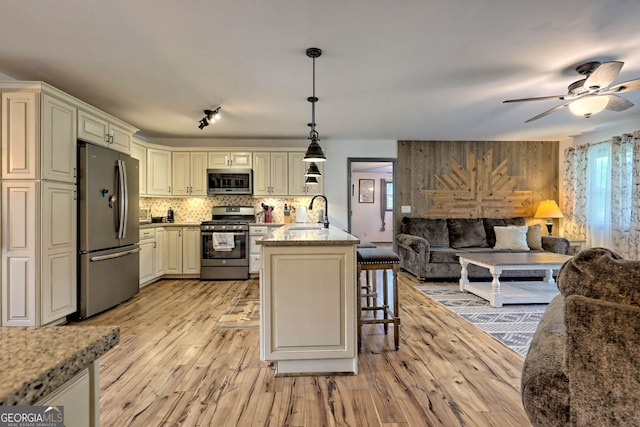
[0,326,120,406]
[257,224,360,247]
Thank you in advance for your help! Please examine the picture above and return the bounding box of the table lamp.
[534,200,564,236]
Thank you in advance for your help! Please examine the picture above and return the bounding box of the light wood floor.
[71,272,531,427]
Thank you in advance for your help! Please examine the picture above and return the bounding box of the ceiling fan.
[503,61,640,122]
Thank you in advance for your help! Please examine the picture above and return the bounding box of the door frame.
[347,157,397,249]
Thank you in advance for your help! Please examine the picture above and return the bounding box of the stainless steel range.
[200,206,255,280]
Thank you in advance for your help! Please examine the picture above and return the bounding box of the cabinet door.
[171,152,190,196]
[2,181,37,326]
[270,152,288,195]
[208,152,229,168]
[130,141,147,195]
[77,109,109,146]
[164,228,182,274]
[230,152,252,168]
[139,241,155,285]
[41,182,77,324]
[2,92,37,179]
[155,227,166,277]
[146,148,172,196]
[108,123,131,154]
[182,227,200,274]
[189,152,208,195]
[252,152,271,195]
[42,94,77,183]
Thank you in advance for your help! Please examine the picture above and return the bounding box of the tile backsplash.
[140,195,322,224]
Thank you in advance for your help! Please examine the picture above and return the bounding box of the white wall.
[350,171,394,242]
[322,139,397,231]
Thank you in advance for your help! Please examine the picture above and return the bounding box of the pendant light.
[304,162,321,177]
[303,47,326,162]
[305,176,319,185]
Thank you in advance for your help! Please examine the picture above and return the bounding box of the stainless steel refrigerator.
[77,142,140,318]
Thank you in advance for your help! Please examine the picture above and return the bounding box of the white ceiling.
[2,0,640,144]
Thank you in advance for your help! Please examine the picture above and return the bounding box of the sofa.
[396,217,569,280]
[521,247,640,426]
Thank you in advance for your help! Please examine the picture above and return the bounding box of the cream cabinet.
[146,147,172,196]
[1,92,37,179]
[1,181,38,326]
[208,152,252,169]
[182,227,201,274]
[130,140,147,195]
[155,227,166,278]
[41,182,77,324]
[288,151,323,195]
[172,152,207,196]
[77,109,133,154]
[164,227,200,275]
[42,94,77,183]
[249,225,283,274]
[253,152,288,196]
[139,228,156,286]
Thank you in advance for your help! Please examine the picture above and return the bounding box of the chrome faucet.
[309,194,329,228]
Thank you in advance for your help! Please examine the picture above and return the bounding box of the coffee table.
[457,252,572,307]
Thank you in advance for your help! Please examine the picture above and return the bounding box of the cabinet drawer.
[139,228,156,240]
[250,226,268,235]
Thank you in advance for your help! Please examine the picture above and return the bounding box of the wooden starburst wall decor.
[425,149,532,218]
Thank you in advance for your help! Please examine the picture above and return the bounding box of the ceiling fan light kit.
[504,60,640,122]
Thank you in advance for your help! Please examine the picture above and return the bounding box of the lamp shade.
[303,140,326,162]
[534,200,564,218]
[305,176,319,185]
[568,96,608,118]
[304,162,321,177]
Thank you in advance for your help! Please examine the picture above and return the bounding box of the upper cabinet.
[130,139,147,195]
[42,94,77,183]
[78,109,135,154]
[288,152,323,196]
[253,152,288,196]
[172,152,207,196]
[1,92,38,180]
[208,152,252,169]
[146,147,172,196]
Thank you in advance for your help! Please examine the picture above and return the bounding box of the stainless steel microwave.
[207,168,253,195]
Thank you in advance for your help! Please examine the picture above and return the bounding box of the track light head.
[198,107,221,130]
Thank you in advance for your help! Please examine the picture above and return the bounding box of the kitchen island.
[0,326,119,426]
[257,224,360,375]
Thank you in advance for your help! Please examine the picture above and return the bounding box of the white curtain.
[585,142,612,248]
[564,131,640,260]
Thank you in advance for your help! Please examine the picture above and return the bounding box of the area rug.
[416,284,548,357]
[214,298,260,329]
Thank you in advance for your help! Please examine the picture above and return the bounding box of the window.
[385,181,393,211]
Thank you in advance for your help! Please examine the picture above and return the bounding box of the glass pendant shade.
[304,162,322,177]
[568,96,609,117]
[305,176,319,185]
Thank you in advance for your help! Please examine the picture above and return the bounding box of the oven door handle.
[201,231,247,236]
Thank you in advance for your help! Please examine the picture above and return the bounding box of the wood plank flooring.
[70,272,531,426]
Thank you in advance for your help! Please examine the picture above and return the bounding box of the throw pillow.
[493,225,530,251]
[447,218,489,249]
[483,217,526,247]
[527,224,543,250]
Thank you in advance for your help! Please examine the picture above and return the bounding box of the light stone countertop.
[256,224,360,247]
[140,222,201,228]
[0,326,120,405]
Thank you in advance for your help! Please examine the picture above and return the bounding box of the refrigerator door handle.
[117,159,126,239]
[122,159,129,239]
[90,247,141,262]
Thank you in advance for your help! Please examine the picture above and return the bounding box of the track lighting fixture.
[303,48,326,162]
[198,107,221,130]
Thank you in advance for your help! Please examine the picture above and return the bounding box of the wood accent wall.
[397,140,559,221]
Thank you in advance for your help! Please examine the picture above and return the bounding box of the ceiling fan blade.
[503,95,565,103]
[607,78,640,94]
[606,95,634,111]
[584,61,623,90]
[524,103,570,123]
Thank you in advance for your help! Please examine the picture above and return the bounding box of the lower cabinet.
[155,227,166,278]
[163,226,200,276]
[2,180,77,326]
[36,362,100,427]
[139,228,156,286]
[249,224,283,274]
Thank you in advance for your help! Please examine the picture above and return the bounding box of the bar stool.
[356,248,401,351]
[356,241,377,307]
